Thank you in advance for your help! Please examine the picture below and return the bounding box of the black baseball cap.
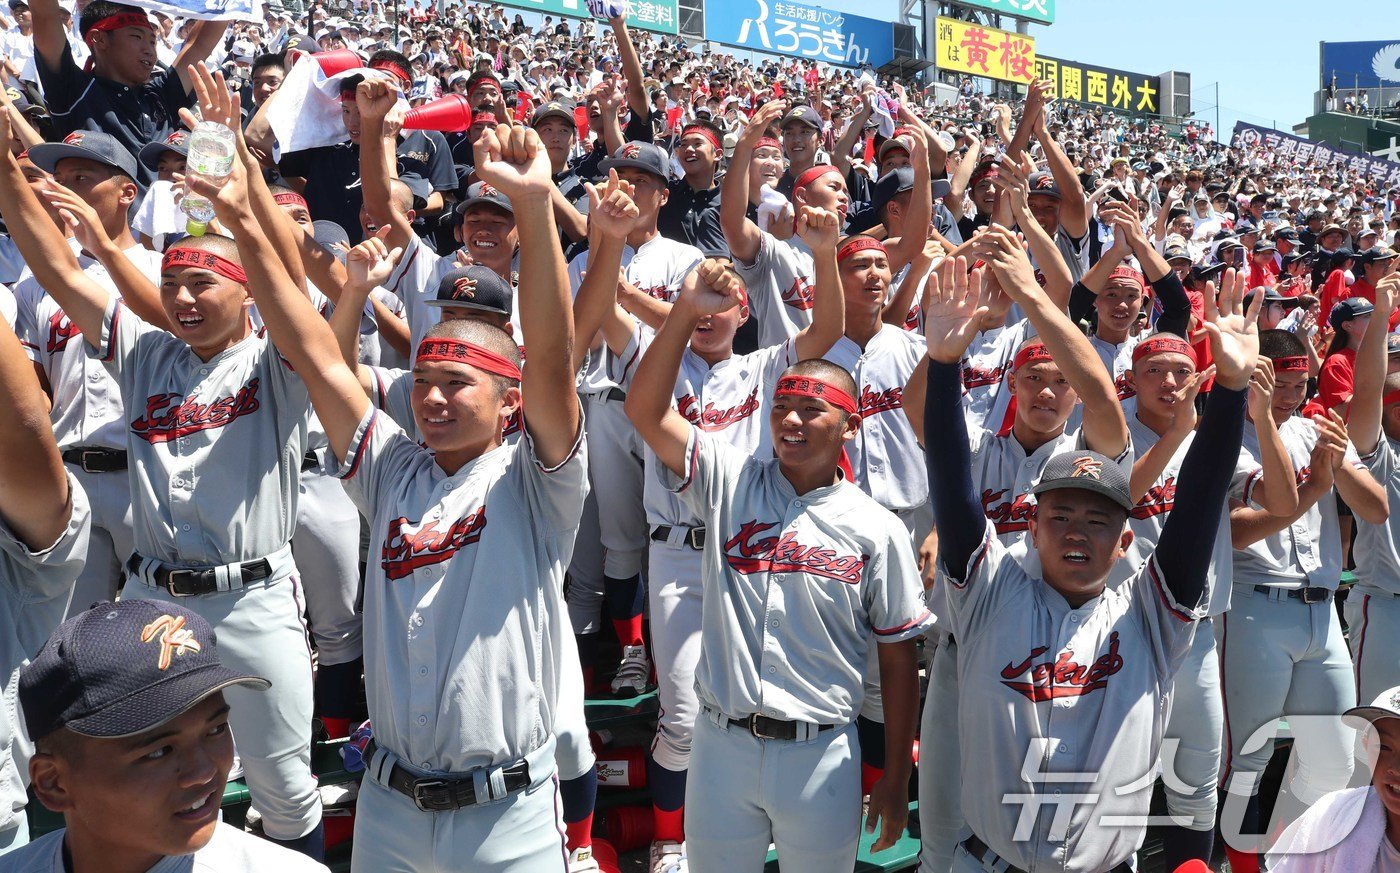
[426,265,513,315]
[1026,171,1061,200]
[1253,240,1277,254]
[531,99,575,128]
[21,600,267,742]
[1357,246,1398,267]
[1386,333,1400,357]
[30,130,140,181]
[1188,262,1227,284]
[1281,251,1314,267]
[1330,297,1375,329]
[780,104,822,131]
[137,129,190,172]
[871,166,950,215]
[312,220,350,263]
[600,141,670,182]
[455,181,514,216]
[1273,227,1300,243]
[1032,450,1133,512]
[1163,243,1192,263]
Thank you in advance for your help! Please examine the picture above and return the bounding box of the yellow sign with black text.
[934,16,1035,86]
[1033,55,1161,116]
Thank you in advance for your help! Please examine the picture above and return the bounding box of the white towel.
[1268,786,1386,873]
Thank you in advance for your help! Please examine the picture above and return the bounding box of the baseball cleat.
[611,644,652,695]
[648,840,687,873]
[568,845,601,872]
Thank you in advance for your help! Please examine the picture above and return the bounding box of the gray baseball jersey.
[0,286,14,330]
[91,299,311,564]
[958,319,1035,434]
[823,325,928,513]
[2,822,330,872]
[1353,436,1400,596]
[1112,401,1261,615]
[661,427,933,725]
[1233,416,1362,591]
[0,476,88,838]
[332,406,588,772]
[944,521,1202,873]
[382,235,523,360]
[14,245,163,451]
[732,231,815,349]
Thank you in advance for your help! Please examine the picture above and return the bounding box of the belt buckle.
[748,713,781,740]
[411,778,450,812]
[163,569,207,597]
[80,450,103,473]
[1302,587,1328,604]
[687,528,706,550]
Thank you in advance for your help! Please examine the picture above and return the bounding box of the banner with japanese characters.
[1231,121,1400,189]
[1034,55,1161,116]
[498,0,679,34]
[934,16,1035,86]
[127,0,261,22]
[703,0,894,68]
[951,0,1054,25]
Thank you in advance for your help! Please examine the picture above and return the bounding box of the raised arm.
[1241,357,1299,517]
[173,21,231,95]
[625,261,743,475]
[721,99,786,266]
[572,170,640,372]
[474,123,579,466]
[608,14,648,122]
[883,128,933,275]
[358,78,416,254]
[1030,87,1087,238]
[831,93,871,177]
[945,129,982,220]
[996,154,1072,310]
[29,0,69,76]
[1128,365,1212,502]
[792,206,844,359]
[975,224,1128,458]
[0,317,71,550]
[1348,273,1398,456]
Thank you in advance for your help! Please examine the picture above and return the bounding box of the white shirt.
[0,822,330,872]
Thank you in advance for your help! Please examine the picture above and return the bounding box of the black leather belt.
[62,447,127,473]
[368,740,531,812]
[651,525,706,550]
[1254,584,1332,604]
[604,387,626,402]
[723,712,834,741]
[126,555,273,597]
[301,451,321,471]
[961,835,1131,873]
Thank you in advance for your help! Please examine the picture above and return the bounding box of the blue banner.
[704,0,894,69]
[1321,40,1400,90]
[127,0,261,22]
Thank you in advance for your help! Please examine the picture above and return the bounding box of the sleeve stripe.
[674,430,700,494]
[1242,467,1263,505]
[101,301,122,362]
[342,410,377,480]
[389,244,421,298]
[1147,557,1195,623]
[874,610,933,636]
[950,527,993,590]
[532,412,586,474]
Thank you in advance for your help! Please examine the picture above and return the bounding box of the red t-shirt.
[1317,347,1357,411]
[1340,277,1400,329]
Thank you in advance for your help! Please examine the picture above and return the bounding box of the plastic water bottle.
[181,121,236,237]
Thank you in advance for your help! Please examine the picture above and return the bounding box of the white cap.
[1344,685,1400,728]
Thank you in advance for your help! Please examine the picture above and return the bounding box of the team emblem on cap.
[140,614,202,671]
[1033,176,1055,190]
[1071,456,1103,479]
[63,131,85,146]
[622,143,642,159]
[1392,689,1400,710]
[452,276,477,300]
[479,184,501,198]
[166,132,187,146]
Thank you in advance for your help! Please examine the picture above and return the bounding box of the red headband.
[84,12,151,43]
[470,82,502,97]
[415,338,522,380]
[369,59,412,85]
[775,375,858,416]
[1272,355,1309,373]
[792,164,840,193]
[1384,390,1400,407]
[837,237,886,262]
[680,125,720,151]
[162,247,248,284]
[1108,266,1146,293]
[754,137,783,153]
[1012,342,1053,372]
[1132,335,1197,367]
[274,192,309,210]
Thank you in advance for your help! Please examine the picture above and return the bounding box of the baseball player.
[239,116,588,871]
[722,100,846,348]
[1338,274,1400,706]
[10,600,330,872]
[0,79,325,859]
[625,262,932,873]
[567,143,705,696]
[0,315,89,855]
[1113,315,1300,868]
[575,168,846,871]
[921,252,1260,873]
[13,131,160,614]
[912,227,1132,873]
[1006,82,1091,283]
[1220,327,1390,873]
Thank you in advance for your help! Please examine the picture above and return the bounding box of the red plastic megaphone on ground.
[313,48,363,78]
[401,93,474,132]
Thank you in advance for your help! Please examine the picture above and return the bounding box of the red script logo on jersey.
[46,311,80,354]
[722,520,868,584]
[677,387,760,432]
[981,489,1036,533]
[381,507,488,580]
[129,379,262,443]
[858,384,903,416]
[781,276,815,311]
[1131,476,1176,519]
[1000,632,1125,701]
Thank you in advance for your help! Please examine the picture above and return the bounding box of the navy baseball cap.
[1026,171,1061,200]
[137,129,189,173]
[30,130,140,181]
[1274,227,1300,243]
[20,600,267,742]
[426,265,513,315]
[1189,263,1227,284]
[600,141,670,181]
[1386,333,1400,357]
[871,166,950,215]
[1163,243,1192,263]
[1357,246,1398,267]
[1032,450,1133,512]
[455,181,514,216]
[780,104,822,131]
[531,98,575,128]
[1330,297,1375,329]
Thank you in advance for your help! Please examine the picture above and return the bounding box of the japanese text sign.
[704,0,895,68]
[1034,55,1161,115]
[935,17,1035,86]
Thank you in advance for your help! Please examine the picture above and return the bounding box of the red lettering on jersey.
[637,285,670,301]
[981,488,1036,533]
[46,311,80,354]
[1114,370,1137,400]
[676,387,760,432]
[381,507,488,580]
[129,379,262,443]
[722,519,868,585]
[1131,476,1176,519]
[858,384,903,416]
[902,304,921,332]
[1000,632,1125,701]
[1297,465,1312,485]
[781,276,815,311]
[961,362,1007,391]
[503,409,522,438]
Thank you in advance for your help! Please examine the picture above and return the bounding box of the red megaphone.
[1173,862,1211,873]
[402,93,474,132]
[313,48,364,78]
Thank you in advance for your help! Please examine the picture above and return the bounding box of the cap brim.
[598,157,667,179]
[424,298,510,314]
[531,109,575,127]
[1032,477,1133,512]
[137,142,186,172]
[63,664,268,739]
[455,196,513,216]
[1342,705,1400,728]
[28,142,130,178]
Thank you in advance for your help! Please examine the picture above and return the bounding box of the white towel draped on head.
[1267,786,1386,873]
